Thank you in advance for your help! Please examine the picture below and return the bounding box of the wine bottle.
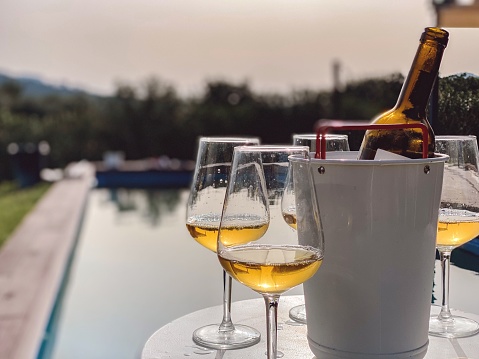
[357,27,449,160]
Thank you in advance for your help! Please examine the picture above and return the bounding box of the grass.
[0,181,51,248]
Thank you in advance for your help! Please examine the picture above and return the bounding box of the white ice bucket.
[290,151,447,359]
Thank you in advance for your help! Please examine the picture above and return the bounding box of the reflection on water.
[106,188,182,226]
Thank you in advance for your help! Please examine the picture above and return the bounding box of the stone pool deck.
[0,162,94,359]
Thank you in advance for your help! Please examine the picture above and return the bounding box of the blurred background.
[0,0,478,183]
[1,2,479,359]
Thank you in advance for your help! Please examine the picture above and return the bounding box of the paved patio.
[0,162,94,359]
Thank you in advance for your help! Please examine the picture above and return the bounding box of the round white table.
[141,295,479,359]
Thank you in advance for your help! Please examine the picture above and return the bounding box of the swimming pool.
[38,188,479,359]
[39,188,296,359]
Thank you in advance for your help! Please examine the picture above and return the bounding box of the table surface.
[141,295,479,359]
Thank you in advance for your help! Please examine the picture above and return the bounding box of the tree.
[436,73,479,137]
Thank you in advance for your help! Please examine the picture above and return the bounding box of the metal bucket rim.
[289,152,448,166]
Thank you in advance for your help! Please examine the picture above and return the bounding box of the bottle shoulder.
[371,109,406,124]
[371,108,428,125]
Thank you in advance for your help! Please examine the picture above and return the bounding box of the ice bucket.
[290,151,447,359]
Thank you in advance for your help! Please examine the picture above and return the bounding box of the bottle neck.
[394,40,446,120]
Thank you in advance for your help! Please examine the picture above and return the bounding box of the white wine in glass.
[218,145,324,359]
[429,135,479,338]
[285,133,349,324]
[186,137,261,349]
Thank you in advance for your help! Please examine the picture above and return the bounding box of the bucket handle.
[314,119,429,159]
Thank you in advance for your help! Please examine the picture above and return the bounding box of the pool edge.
[0,162,95,359]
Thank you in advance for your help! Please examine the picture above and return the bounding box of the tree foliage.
[1,72,477,181]
[435,73,479,136]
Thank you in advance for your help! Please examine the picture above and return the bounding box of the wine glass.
[285,133,349,324]
[292,133,350,153]
[186,137,261,349]
[429,135,479,338]
[217,145,324,359]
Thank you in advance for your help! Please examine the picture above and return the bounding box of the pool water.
[40,188,479,359]
[42,188,295,359]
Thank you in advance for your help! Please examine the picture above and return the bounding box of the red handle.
[314,119,429,160]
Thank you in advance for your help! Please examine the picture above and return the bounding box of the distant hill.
[0,73,101,98]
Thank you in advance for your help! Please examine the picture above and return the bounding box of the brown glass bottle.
[357,27,449,160]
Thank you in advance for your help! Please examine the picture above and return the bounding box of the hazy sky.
[1,0,478,96]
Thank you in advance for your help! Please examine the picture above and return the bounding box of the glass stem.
[219,270,235,332]
[263,294,280,359]
[438,250,453,322]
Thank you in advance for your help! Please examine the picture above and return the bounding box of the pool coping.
[0,162,95,359]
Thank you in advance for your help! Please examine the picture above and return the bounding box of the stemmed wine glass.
[186,137,261,349]
[284,133,349,323]
[217,145,324,359]
[429,135,479,338]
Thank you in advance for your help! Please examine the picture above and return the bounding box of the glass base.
[429,314,479,338]
[289,304,307,324]
[265,350,284,358]
[192,324,261,350]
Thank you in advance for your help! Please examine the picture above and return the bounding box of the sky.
[1,0,478,97]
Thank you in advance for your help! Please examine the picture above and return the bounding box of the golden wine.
[218,245,323,294]
[358,27,449,160]
[186,221,219,253]
[437,209,479,250]
[282,212,297,230]
[219,222,269,247]
[187,214,268,252]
